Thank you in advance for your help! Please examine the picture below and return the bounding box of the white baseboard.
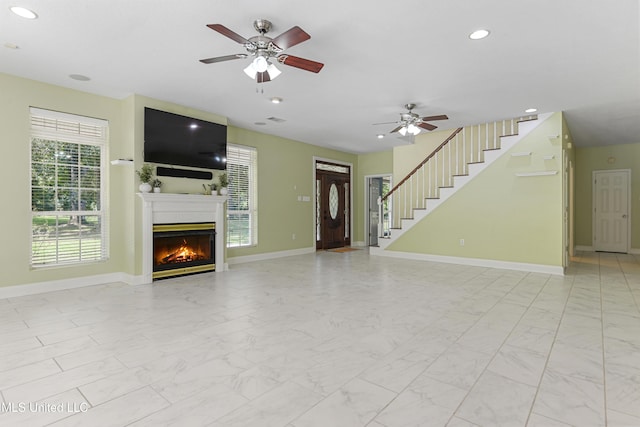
[370,248,564,275]
[351,241,366,247]
[227,246,316,265]
[0,272,137,300]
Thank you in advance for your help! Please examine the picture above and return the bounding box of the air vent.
[266,116,286,123]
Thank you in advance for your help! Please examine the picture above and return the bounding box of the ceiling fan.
[374,104,448,136]
[200,19,324,83]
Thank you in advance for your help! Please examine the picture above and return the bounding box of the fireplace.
[138,193,226,284]
[152,223,215,280]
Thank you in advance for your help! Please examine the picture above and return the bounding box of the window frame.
[29,108,109,267]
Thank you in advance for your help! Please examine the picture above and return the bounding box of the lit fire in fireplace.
[157,239,206,265]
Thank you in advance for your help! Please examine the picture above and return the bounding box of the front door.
[316,162,351,250]
[593,169,630,253]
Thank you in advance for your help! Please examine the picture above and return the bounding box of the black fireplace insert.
[152,223,215,280]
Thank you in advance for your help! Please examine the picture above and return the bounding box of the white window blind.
[226,144,257,247]
[30,107,108,266]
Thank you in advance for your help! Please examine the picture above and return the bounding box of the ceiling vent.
[267,116,286,123]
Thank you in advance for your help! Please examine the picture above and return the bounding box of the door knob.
[622,214,628,218]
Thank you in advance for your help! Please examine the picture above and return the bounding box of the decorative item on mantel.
[151,178,162,193]
[218,172,228,195]
[136,163,154,193]
[204,183,218,195]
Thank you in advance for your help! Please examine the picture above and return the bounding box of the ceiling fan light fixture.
[243,64,257,79]
[253,56,269,72]
[407,124,421,135]
[266,63,281,79]
[398,127,408,136]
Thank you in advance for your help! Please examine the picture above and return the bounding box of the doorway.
[593,169,630,253]
[365,175,391,246]
[315,161,351,250]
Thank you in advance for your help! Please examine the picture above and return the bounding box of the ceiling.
[1,0,638,154]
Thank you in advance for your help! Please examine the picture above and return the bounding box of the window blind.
[226,144,257,247]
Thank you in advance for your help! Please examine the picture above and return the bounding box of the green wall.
[575,142,640,248]
[387,113,565,268]
[226,127,358,258]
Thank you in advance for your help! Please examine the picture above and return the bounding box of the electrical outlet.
[292,233,296,240]
[459,239,465,246]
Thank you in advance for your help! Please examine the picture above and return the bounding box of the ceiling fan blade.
[271,26,311,50]
[277,55,324,73]
[420,114,448,121]
[206,24,251,44]
[256,71,271,83]
[390,125,403,133]
[418,122,438,131]
[199,54,248,64]
[372,121,399,126]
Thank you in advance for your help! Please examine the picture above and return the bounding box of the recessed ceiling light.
[69,74,91,81]
[270,97,283,104]
[377,134,384,139]
[525,108,537,113]
[10,6,38,19]
[469,29,490,40]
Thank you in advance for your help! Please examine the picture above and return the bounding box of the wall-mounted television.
[144,107,227,170]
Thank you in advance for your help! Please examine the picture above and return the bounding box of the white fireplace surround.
[138,193,227,284]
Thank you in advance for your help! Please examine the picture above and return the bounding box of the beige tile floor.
[0,250,639,426]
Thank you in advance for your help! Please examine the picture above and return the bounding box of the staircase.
[373,113,550,251]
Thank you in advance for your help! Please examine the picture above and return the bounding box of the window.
[226,144,257,247]
[30,108,108,266]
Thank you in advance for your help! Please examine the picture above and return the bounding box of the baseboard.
[370,248,564,275]
[227,246,316,265]
[351,241,366,247]
[0,272,136,300]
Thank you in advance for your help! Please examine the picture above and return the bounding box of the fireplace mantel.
[138,193,226,283]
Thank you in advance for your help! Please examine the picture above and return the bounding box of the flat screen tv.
[144,107,227,170]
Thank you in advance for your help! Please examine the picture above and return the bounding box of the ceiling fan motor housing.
[253,19,272,34]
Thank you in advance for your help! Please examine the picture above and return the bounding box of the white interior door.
[593,169,630,253]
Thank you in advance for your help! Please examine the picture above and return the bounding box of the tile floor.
[1,250,639,426]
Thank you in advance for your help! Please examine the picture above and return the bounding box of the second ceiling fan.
[200,19,324,83]
[375,104,448,136]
